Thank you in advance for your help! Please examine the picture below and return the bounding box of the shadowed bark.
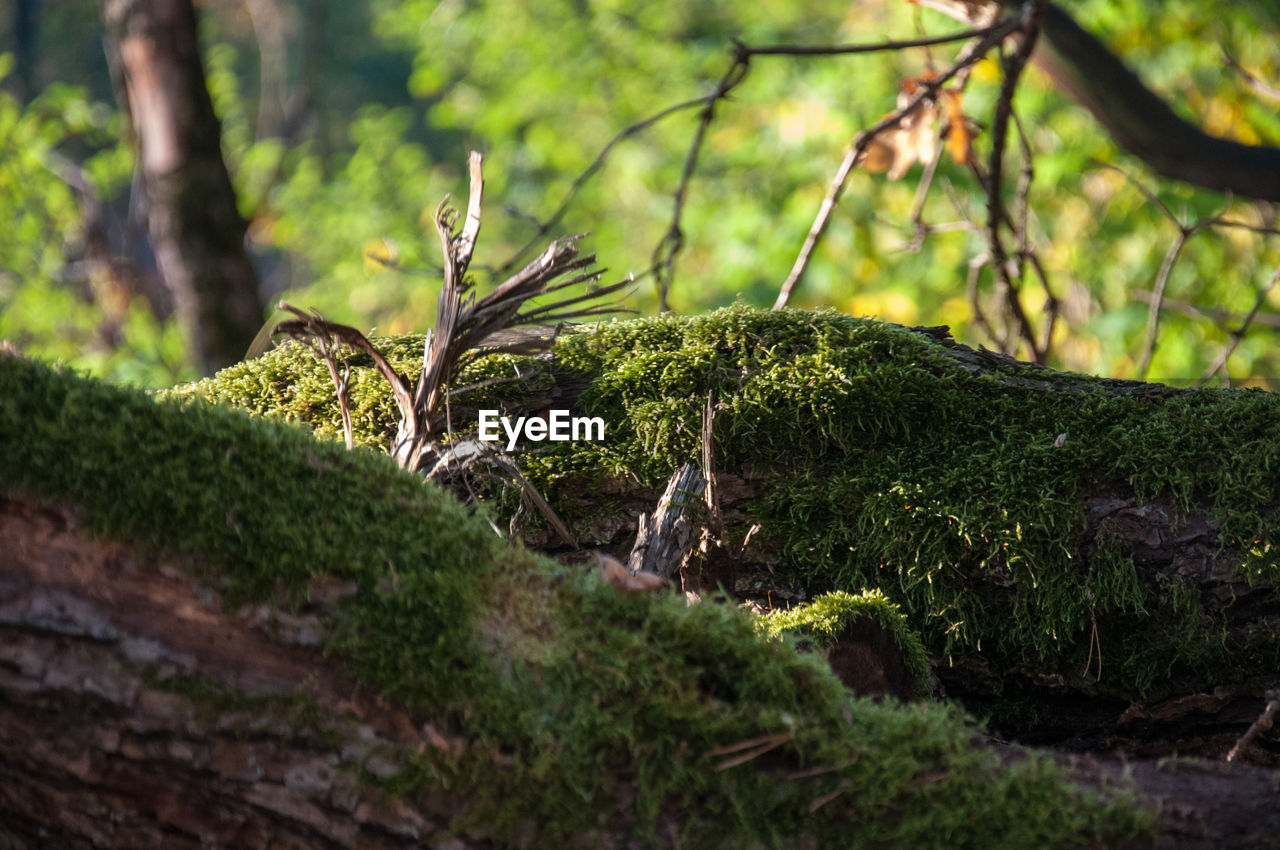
[0,496,451,848]
[101,0,265,375]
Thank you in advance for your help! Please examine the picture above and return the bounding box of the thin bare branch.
[1100,162,1181,226]
[1225,689,1280,762]
[772,17,1018,310]
[711,732,792,770]
[652,52,752,312]
[422,440,577,547]
[1131,290,1280,330]
[743,26,1000,56]
[1137,230,1190,380]
[275,301,415,418]
[985,1,1048,363]
[275,304,358,449]
[495,97,711,278]
[1222,47,1280,104]
[967,254,996,342]
[1011,108,1058,358]
[1198,264,1280,386]
[1107,168,1266,380]
[488,452,577,548]
[902,130,948,251]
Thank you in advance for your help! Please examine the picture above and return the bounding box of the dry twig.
[1222,47,1280,104]
[983,1,1049,362]
[710,731,793,770]
[1198,264,1280,385]
[772,17,1019,310]
[274,152,630,541]
[1225,689,1279,762]
[651,54,751,312]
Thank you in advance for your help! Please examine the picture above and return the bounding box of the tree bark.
[0,495,453,848]
[12,0,42,102]
[2,490,1276,850]
[101,0,265,375]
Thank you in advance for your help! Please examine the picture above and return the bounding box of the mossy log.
[174,306,1280,760]
[2,307,1280,847]
[2,347,1158,849]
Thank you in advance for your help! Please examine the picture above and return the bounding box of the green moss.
[0,351,1153,847]
[176,306,1280,702]
[545,307,1280,696]
[0,352,495,707]
[761,590,932,698]
[164,336,554,449]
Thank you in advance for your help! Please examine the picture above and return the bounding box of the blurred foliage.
[4,0,1280,386]
[0,59,186,385]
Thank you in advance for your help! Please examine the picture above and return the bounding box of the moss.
[181,306,1280,702]
[0,352,1154,847]
[761,590,932,698]
[541,307,1280,696]
[0,352,496,707]
[163,336,554,449]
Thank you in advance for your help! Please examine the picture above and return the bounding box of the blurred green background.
[3,0,1279,388]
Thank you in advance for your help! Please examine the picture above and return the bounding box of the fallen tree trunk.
[179,307,1280,761]
[0,348,1156,849]
[0,496,436,849]
[0,489,1270,849]
[6,306,1280,846]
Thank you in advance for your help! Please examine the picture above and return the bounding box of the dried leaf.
[897,85,939,173]
[858,76,941,181]
[859,135,899,174]
[941,89,974,165]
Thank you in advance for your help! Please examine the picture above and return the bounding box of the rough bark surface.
[626,463,706,580]
[101,0,265,375]
[2,490,1278,848]
[0,495,469,849]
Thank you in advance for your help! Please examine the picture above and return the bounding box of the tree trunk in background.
[12,0,41,101]
[101,0,265,376]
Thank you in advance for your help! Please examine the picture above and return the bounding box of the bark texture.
[0,496,458,849]
[101,0,264,375]
[2,491,1277,849]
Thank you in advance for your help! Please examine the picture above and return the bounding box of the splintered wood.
[626,463,707,581]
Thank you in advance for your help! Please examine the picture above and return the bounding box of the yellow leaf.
[941,90,973,165]
[362,237,399,271]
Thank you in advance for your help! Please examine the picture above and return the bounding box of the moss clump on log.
[0,351,1152,847]
[762,590,932,699]
[176,305,1280,705]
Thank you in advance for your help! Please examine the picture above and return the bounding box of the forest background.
[3,0,1280,389]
